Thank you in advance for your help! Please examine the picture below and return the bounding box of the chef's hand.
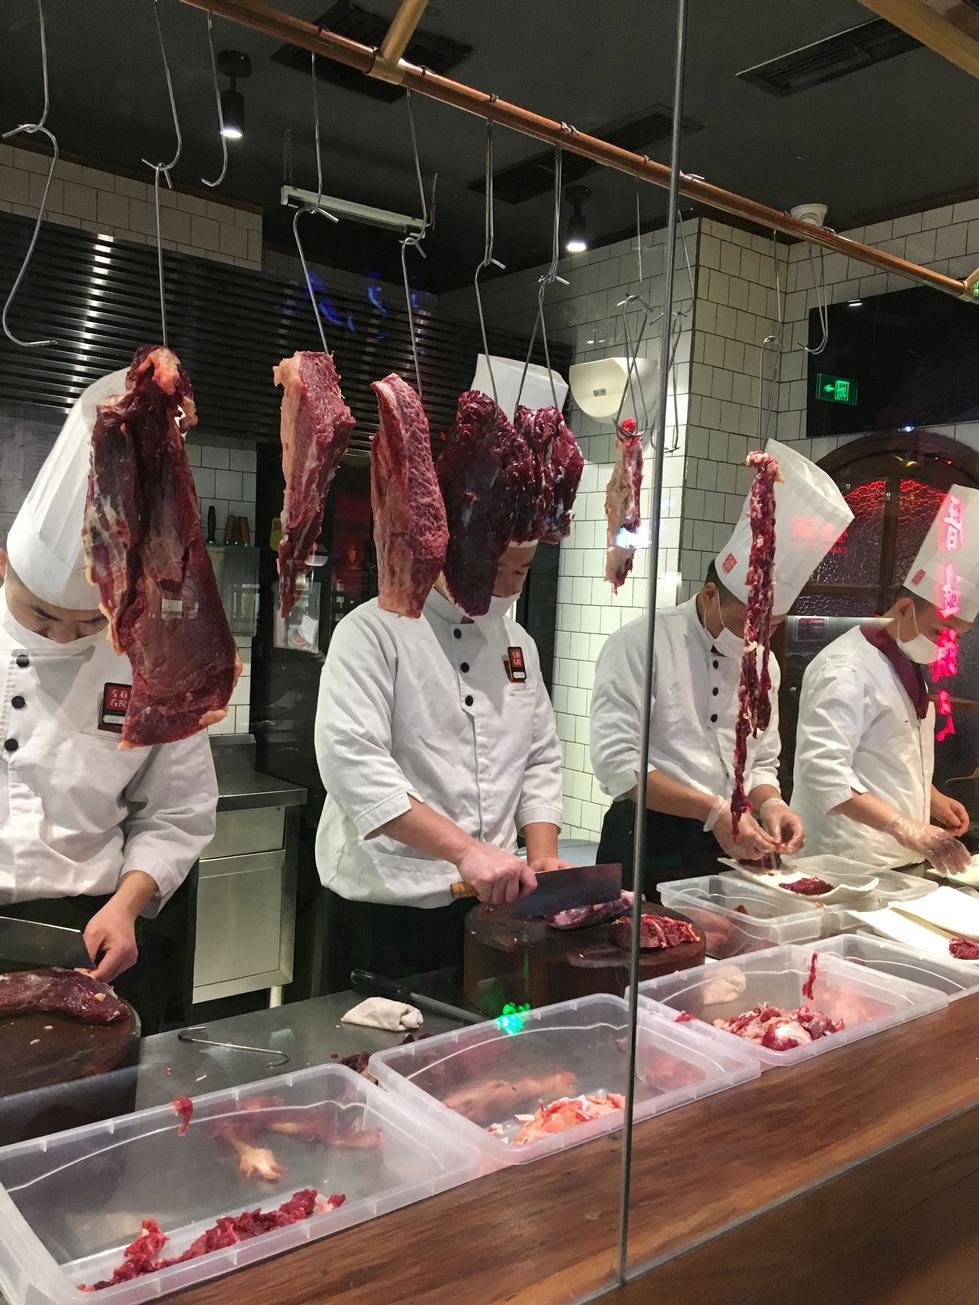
[526,857,572,874]
[83,900,139,983]
[886,814,970,875]
[759,797,805,854]
[456,842,537,907]
[708,800,779,862]
[931,792,971,838]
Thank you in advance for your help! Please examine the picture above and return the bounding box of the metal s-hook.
[516,146,567,413]
[293,52,339,354]
[400,89,437,400]
[2,0,58,348]
[142,0,183,347]
[473,119,505,406]
[201,13,228,189]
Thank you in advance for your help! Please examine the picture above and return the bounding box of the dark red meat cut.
[949,937,979,960]
[783,876,834,897]
[371,374,449,618]
[274,352,356,618]
[81,1190,342,1291]
[801,951,819,1001]
[0,969,126,1024]
[510,404,584,545]
[609,913,700,952]
[546,895,631,931]
[604,418,644,592]
[84,346,240,747]
[730,450,780,838]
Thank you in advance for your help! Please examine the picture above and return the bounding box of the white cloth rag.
[341,996,423,1033]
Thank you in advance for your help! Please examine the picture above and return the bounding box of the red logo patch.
[721,552,737,575]
[99,682,131,733]
[911,569,925,586]
[504,646,527,684]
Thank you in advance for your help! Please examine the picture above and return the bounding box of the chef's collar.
[689,594,722,656]
[425,587,472,625]
[0,585,113,655]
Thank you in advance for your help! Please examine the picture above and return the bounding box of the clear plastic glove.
[706,799,779,862]
[456,842,537,907]
[931,792,971,838]
[759,797,805,854]
[885,814,970,875]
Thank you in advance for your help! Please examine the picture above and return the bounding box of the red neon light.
[941,494,965,552]
[938,562,962,619]
[932,628,959,681]
[936,688,956,742]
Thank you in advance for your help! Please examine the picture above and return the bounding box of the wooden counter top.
[174,995,979,1305]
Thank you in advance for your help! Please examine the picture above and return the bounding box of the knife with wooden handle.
[450,863,622,919]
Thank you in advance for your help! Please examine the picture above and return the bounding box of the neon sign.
[932,494,964,744]
[942,495,965,552]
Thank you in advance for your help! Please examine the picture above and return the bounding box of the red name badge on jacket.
[504,646,527,683]
[99,682,131,733]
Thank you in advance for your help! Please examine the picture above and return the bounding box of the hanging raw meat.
[274,351,356,618]
[511,404,584,545]
[84,346,240,748]
[604,418,644,591]
[730,450,780,838]
[370,374,449,618]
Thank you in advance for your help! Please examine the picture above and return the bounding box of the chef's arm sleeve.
[121,732,218,915]
[794,661,868,814]
[590,631,649,799]
[315,617,415,838]
[517,671,563,831]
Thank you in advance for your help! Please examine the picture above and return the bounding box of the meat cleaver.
[0,917,92,969]
[450,863,622,920]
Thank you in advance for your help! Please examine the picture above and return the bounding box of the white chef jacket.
[590,598,782,804]
[0,589,217,913]
[792,626,934,870]
[315,590,563,908]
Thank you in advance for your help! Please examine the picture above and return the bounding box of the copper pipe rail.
[183,0,978,303]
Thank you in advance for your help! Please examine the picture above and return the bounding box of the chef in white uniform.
[0,372,218,1028]
[316,535,566,985]
[792,486,978,874]
[591,440,853,895]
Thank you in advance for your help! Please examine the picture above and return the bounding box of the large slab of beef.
[511,404,584,545]
[604,418,644,592]
[274,351,355,618]
[370,374,448,618]
[730,450,780,837]
[0,969,127,1024]
[83,347,240,748]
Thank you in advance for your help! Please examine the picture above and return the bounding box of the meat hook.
[293,50,339,355]
[515,146,566,414]
[473,119,505,406]
[400,88,437,401]
[1,0,58,349]
[178,1025,290,1069]
[201,12,229,189]
[141,0,183,347]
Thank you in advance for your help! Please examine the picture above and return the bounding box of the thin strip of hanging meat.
[84,346,240,748]
[274,351,355,619]
[730,450,780,838]
[370,374,449,618]
[604,418,644,592]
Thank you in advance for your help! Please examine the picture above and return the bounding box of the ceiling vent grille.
[737,18,921,97]
[270,0,472,103]
[468,106,704,204]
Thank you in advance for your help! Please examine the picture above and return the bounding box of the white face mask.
[712,594,745,659]
[473,593,516,622]
[896,607,939,665]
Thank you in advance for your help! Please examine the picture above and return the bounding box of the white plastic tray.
[635,943,947,1070]
[658,875,823,958]
[816,932,979,1002]
[370,994,759,1168]
[0,1064,477,1305]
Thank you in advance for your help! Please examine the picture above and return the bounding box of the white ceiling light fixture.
[280,186,425,235]
[218,50,251,141]
[565,184,590,254]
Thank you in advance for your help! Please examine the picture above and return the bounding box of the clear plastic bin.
[635,943,947,1070]
[0,1064,477,1305]
[658,875,823,958]
[369,994,759,1168]
[815,932,979,1003]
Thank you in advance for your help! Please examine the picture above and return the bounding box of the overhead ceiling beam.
[860,0,979,80]
[182,0,977,304]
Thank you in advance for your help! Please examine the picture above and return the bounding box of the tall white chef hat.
[6,369,128,609]
[714,438,854,615]
[904,485,979,623]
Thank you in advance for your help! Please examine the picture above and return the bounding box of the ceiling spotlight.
[565,184,590,254]
[848,300,863,308]
[218,50,251,141]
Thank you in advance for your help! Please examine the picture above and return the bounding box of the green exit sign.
[816,372,858,406]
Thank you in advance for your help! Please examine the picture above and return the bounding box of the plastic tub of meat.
[0,1064,477,1305]
[815,932,979,1003]
[657,875,823,959]
[369,994,759,1169]
[635,943,947,1071]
